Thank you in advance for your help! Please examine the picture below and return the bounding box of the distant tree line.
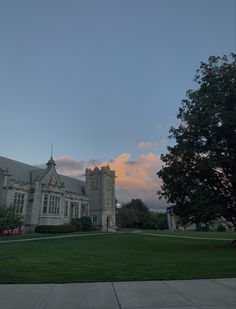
[116,199,168,230]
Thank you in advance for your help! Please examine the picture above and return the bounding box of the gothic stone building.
[0,155,116,232]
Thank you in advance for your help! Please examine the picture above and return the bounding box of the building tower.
[86,166,116,231]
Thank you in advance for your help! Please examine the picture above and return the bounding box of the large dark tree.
[158,54,236,229]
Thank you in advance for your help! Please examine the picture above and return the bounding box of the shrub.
[79,217,93,231]
[0,205,23,233]
[195,225,210,232]
[71,218,81,231]
[71,217,93,232]
[217,225,226,232]
[35,224,77,234]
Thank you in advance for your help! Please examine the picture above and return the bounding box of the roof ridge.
[0,155,85,193]
[0,155,42,171]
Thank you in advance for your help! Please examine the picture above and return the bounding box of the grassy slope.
[0,233,235,283]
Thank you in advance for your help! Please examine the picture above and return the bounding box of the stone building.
[0,155,116,232]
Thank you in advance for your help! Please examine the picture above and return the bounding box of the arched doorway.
[106,215,112,231]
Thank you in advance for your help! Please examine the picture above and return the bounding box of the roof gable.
[0,155,85,194]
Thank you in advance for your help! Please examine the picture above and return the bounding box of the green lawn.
[0,232,235,283]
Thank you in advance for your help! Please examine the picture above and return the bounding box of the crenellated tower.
[86,166,116,231]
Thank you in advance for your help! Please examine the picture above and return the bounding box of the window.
[41,194,60,215]
[42,194,48,214]
[81,203,88,217]
[71,201,80,218]
[13,192,25,214]
[3,175,8,188]
[48,195,60,215]
[92,216,97,223]
[64,200,69,217]
[92,178,98,189]
[74,205,79,218]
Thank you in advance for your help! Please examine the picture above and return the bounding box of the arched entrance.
[106,215,112,231]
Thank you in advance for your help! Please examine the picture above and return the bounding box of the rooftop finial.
[47,143,56,168]
[51,143,53,159]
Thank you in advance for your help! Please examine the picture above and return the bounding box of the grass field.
[0,232,235,283]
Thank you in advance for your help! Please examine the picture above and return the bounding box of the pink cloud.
[55,153,164,209]
[137,140,166,149]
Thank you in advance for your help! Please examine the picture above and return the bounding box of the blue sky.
[0,0,235,209]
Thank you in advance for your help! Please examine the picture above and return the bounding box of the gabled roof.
[59,174,85,195]
[0,156,39,183]
[0,156,85,195]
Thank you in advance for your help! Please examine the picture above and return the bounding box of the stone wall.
[86,166,116,231]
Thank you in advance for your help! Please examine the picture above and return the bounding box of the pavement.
[0,278,235,309]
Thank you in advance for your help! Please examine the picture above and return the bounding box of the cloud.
[104,153,164,208]
[54,153,166,210]
[56,156,85,177]
[137,140,166,149]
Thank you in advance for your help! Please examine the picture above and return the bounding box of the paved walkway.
[0,232,115,244]
[139,232,235,241]
[0,231,235,244]
[0,278,235,309]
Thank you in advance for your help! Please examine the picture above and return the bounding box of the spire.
[47,144,56,168]
[51,143,53,160]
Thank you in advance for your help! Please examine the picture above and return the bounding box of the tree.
[155,212,168,230]
[116,207,139,228]
[158,54,236,229]
[125,199,150,228]
[116,199,168,229]
[0,205,23,233]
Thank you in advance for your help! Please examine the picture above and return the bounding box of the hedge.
[71,217,93,232]
[35,224,77,234]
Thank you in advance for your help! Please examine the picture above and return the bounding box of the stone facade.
[0,155,116,233]
[86,166,116,231]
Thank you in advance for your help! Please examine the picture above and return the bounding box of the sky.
[0,0,235,210]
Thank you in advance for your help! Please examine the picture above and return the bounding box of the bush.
[35,224,77,234]
[79,217,93,231]
[217,225,226,232]
[71,217,93,232]
[35,217,93,233]
[71,218,81,231]
[195,225,210,232]
[0,205,23,233]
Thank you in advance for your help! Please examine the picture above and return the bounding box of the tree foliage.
[158,54,236,229]
[0,205,23,233]
[71,216,93,231]
[116,199,168,229]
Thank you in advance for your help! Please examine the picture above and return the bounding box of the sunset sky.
[0,0,235,210]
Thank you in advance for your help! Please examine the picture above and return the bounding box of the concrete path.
[1,231,235,245]
[138,232,235,241]
[0,278,235,309]
[0,232,115,244]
